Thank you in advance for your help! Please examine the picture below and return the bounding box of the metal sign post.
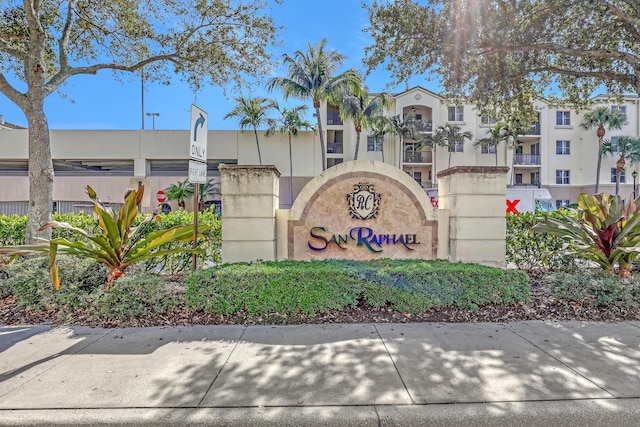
[189,104,208,271]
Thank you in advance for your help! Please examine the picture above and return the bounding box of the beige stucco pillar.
[437,166,509,267]
[219,165,281,263]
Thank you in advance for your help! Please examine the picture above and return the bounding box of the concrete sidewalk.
[1,321,639,426]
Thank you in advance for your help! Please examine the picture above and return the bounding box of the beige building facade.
[1,89,639,214]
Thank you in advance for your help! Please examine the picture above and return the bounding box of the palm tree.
[432,123,473,168]
[224,96,276,165]
[580,106,627,193]
[337,86,392,160]
[267,104,315,206]
[197,179,222,211]
[474,124,509,165]
[389,114,417,168]
[602,136,640,195]
[369,115,392,162]
[267,39,360,171]
[164,179,194,209]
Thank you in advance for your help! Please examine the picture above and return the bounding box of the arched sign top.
[288,160,437,261]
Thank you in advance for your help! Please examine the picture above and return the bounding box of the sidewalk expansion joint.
[372,323,415,404]
[197,325,248,407]
[502,323,617,399]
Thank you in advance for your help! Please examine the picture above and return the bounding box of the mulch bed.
[2,276,640,328]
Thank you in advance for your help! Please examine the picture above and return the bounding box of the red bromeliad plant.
[532,193,640,278]
[0,185,206,289]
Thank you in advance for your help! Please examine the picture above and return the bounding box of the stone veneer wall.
[219,165,280,263]
[437,166,510,267]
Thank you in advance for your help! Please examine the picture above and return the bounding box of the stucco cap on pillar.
[436,166,510,179]
[219,164,281,177]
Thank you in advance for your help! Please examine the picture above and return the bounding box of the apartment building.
[1,88,639,214]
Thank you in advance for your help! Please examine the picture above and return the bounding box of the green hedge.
[506,212,576,270]
[185,259,530,315]
[0,209,222,273]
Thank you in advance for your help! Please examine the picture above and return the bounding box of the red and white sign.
[156,190,167,203]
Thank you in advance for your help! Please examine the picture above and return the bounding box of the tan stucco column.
[437,166,509,267]
[219,165,281,263]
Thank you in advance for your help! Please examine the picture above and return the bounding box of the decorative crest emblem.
[346,182,381,220]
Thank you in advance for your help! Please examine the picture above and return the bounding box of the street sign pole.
[192,184,198,271]
[189,104,208,271]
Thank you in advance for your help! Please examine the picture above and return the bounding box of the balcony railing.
[523,123,541,135]
[404,150,433,163]
[326,112,343,125]
[514,154,541,165]
[327,142,343,154]
[415,120,433,133]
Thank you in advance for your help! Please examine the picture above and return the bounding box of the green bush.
[91,273,181,321]
[0,209,222,276]
[506,212,576,270]
[338,259,530,312]
[546,270,640,309]
[185,261,364,315]
[0,256,107,311]
[185,259,530,315]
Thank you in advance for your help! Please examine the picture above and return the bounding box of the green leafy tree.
[580,106,628,193]
[602,136,640,195]
[337,85,392,160]
[197,179,221,212]
[267,104,315,205]
[474,124,509,166]
[0,0,280,243]
[267,39,360,171]
[165,179,194,209]
[533,193,640,278]
[224,96,277,165]
[363,1,640,126]
[0,186,205,288]
[369,115,392,163]
[389,114,417,168]
[433,123,473,168]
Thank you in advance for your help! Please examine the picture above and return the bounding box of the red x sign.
[506,199,520,214]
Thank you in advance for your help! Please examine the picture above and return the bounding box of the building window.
[611,136,619,151]
[481,144,496,154]
[407,171,422,186]
[556,140,570,155]
[448,141,464,152]
[611,105,627,116]
[530,171,540,185]
[611,168,626,183]
[447,106,464,122]
[556,111,571,126]
[367,136,383,152]
[556,169,570,184]
[326,104,342,125]
[556,199,571,209]
[480,115,496,126]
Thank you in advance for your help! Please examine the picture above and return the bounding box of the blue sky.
[0,0,437,131]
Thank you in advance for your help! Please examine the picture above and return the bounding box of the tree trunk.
[615,156,625,195]
[289,135,293,206]
[253,127,263,165]
[381,136,385,163]
[314,100,326,170]
[354,130,361,160]
[25,106,54,243]
[595,130,605,193]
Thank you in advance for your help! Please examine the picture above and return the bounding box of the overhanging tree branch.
[58,0,78,72]
[0,70,25,108]
[0,37,25,60]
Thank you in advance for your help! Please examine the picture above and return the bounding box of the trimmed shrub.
[506,212,576,270]
[546,270,640,310]
[185,261,364,315]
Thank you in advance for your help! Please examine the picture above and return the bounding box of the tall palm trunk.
[252,127,263,165]
[314,100,326,170]
[289,135,293,206]
[615,156,625,195]
[354,128,361,160]
[595,125,605,193]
